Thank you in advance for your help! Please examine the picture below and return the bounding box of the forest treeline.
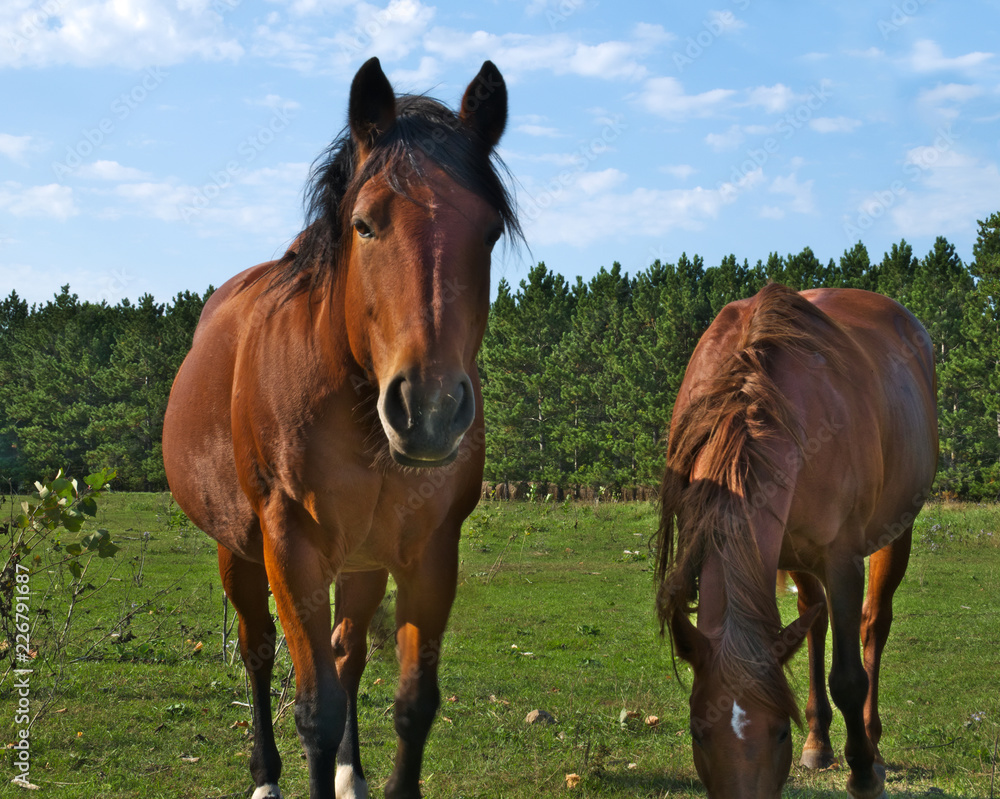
[2,213,998,499]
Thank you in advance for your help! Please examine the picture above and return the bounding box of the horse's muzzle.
[378,369,475,467]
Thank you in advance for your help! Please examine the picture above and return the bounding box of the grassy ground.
[2,494,998,797]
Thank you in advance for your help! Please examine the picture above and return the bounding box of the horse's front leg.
[332,569,390,799]
[790,570,836,769]
[385,532,459,799]
[826,554,883,799]
[262,502,346,799]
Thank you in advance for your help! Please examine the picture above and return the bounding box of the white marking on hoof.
[731,701,749,740]
[336,765,369,799]
[251,783,282,799]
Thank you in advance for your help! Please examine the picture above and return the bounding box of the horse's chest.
[306,467,459,574]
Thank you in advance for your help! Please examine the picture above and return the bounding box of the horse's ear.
[349,57,396,157]
[670,610,710,670]
[776,601,824,666]
[460,60,507,151]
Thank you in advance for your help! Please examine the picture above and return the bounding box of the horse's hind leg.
[332,569,390,799]
[861,527,912,765]
[790,570,836,769]
[218,545,283,799]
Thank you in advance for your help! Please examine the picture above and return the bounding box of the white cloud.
[423,28,660,83]
[905,39,994,74]
[1,0,244,68]
[237,162,310,187]
[0,183,78,220]
[568,40,648,81]
[707,9,745,33]
[351,0,434,59]
[250,22,321,73]
[516,124,563,138]
[273,0,357,16]
[633,22,674,45]
[575,168,628,195]
[705,124,744,151]
[521,168,747,247]
[248,94,303,113]
[891,149,1000,237]
[389,56,441,89]
[810,116,862,134]
[0,134,34,166]
[917,83,983,120]
[769,173,814,214]
[76,160,153,181]
[847,47,884,60]
[638,77,735,118]
[663,164,696,180]
[746,83,800,113]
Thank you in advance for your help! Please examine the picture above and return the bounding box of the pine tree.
[837,242,875,290]
[909,238,976,493]
[876,240,918,304]
[964,212,1000,497]
[479,265,573,485]
[555,263,633,489]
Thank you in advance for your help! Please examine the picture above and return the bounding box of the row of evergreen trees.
[0,289,208,490]
[1,215,998,498]
[479,219,1000,499]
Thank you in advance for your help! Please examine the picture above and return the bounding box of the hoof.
[800,745,837,769]
[251,784,282,799]
[846,768,886,799]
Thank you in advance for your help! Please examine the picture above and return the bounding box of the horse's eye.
[353,218,374,239]
[776,725,790,744]
[485,225,503,249]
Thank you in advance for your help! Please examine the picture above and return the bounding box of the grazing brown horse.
[655,283,937,799]
[163,58,519,799]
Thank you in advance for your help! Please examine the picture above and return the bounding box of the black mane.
[266,94,522,298]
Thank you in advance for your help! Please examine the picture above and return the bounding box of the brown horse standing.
[163,58,518,799]
[655,284,937,799]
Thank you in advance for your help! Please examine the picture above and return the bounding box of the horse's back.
[803,288,938,535]
[803,288,936,459]
[163,261,278,559]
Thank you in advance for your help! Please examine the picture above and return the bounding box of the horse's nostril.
[383,374,411,432]
[451,375,475,436]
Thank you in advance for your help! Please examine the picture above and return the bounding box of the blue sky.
[2,0,999,307]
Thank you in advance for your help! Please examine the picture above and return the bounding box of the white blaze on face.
[731,701,750,741]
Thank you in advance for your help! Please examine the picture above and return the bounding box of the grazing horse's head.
[306,57,517,468]
[670,606,822,798]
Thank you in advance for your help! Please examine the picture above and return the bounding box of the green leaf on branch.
[61,510,85,533]
[84,468,116,491]
[51,476,75,498]
[80,496,98,517]
[69,560,83,580]
[98,540,119,559]
[82,530,109,551]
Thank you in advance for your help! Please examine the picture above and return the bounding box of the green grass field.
[2,494,998,798]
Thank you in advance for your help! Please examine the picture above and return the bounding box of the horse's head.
[670,604,822,798]
[338,58,514,468]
